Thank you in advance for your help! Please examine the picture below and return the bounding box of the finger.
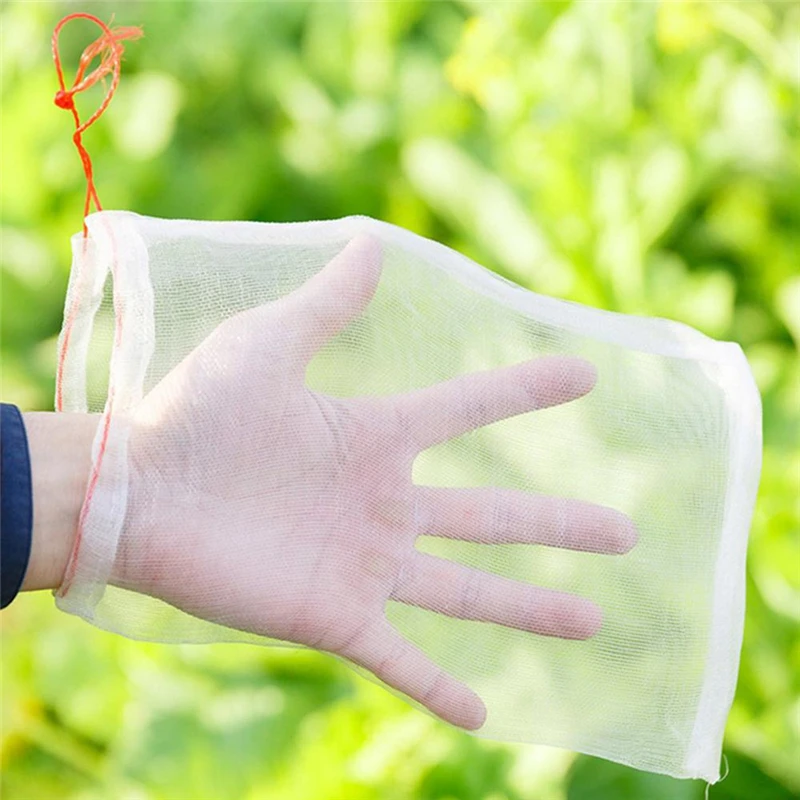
[392,552,602,640]
[391,356,597,450]
[286,234,383,360]
[416,487,638,554]
[340,619,487,730]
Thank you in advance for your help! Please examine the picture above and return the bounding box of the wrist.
[21,412,99,592]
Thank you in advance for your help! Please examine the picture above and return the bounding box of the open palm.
[115,236,637,729]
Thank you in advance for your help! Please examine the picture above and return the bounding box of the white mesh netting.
[54,211,761,781]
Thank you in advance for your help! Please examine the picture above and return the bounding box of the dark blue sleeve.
[1,403,33,608]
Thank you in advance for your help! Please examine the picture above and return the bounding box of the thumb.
[289,234,383,361]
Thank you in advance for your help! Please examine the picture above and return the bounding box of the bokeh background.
[1,1,798,798]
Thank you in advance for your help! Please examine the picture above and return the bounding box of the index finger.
[391,356,597,451]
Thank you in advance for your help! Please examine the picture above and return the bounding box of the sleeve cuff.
[1,403,33,608]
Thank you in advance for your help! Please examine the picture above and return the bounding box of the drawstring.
[52,13,142,235]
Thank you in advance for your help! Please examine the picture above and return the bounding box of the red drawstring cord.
[52,13,141,412]
[52,13,142,235]
[52,15,142,593]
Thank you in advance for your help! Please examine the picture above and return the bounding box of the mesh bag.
[54,210,761,781]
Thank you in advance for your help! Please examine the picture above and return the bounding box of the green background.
[1,1,798,798]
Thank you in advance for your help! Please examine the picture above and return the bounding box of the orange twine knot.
[54,89,75,110]
[52,13,143,235]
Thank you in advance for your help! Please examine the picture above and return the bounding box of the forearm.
[20,412,98,592]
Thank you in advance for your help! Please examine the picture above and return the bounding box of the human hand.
[113,236,638,729]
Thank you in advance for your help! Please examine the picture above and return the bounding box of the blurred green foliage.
[1,1,798,798]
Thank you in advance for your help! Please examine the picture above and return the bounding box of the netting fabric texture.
[54,211,761,781]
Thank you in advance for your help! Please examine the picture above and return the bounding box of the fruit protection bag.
[54,210,761,781]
